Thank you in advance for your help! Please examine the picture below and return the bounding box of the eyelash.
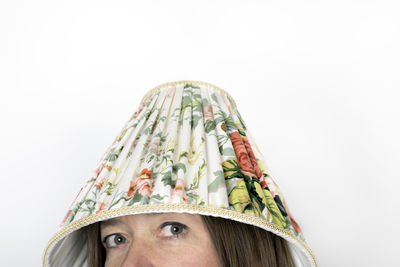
[102,221,188,248]
[160,221,188,239]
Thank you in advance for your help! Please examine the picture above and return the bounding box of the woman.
[43,80,316,266]
[86,213,295,266]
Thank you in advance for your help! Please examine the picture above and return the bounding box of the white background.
[1,0,399,266]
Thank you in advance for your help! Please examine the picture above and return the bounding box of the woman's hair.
[86,215,295,267]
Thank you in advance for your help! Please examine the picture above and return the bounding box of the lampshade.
[43,80,316,266]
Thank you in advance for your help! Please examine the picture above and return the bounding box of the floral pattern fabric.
[45,81,315,267]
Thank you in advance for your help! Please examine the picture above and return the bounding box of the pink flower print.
[171,178,189,203]
[144,139,151,150]
[127,180,137,198]
[230,131,257,177]
[203,105,214,119]
[282,199,302,234]
[259,176,268,189]
[131,102,145,120]
[149,137,161,154]
[242,136,263,179]
[111,135,119,146]
[127,168,153,198]
[94,159,107,178]
[132,139,138,148]
[105,165,112,171]
[95,201,108,214]
[136,177,153,196]
[60,209,72,226]
[265,176,278,198]
[94,177,105,189]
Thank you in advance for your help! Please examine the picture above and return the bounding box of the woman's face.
[100,212,222,267]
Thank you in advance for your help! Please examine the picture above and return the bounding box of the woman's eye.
[103,233,126,248]
[160,222,187,238]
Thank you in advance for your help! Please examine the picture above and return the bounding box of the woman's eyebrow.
[101,213,191,228]
[144,212,189,217]
[144,213,194,221]
[100,219,124,229]
[100,214,164,228]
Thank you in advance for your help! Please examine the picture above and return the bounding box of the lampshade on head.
[43,80,316,266]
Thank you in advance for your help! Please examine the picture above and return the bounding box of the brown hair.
[86,215,294,267]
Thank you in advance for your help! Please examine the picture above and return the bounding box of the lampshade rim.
[43,204,317,267]
[140,80,237,107]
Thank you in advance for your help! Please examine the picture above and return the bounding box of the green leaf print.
[221,111,237,132]
[178,151,188,161]
[128,191,143,205]
[201,98,209,107]
[143,109,153,120]
[172,163,186,174]
[189,159,206,191]
[208,170,225,192]
[77,199,97,215]
[107,151,118,162]
[228,179,252,214]
[187,192,200,203]
[117,128,128,142]
[222,159,243,180]
[181,95,192,110]
[146,154,155,163]
[204,119,216,133]
[234,107,247,131]
[109,196,130,209]
[211,93,218,103]
[192,100,202,113]
[84,199,96,205]
[67,200,84,224]
[150,194,166,201]
[263,188,287,228]
[191,114,202,129]
[222,147,235,157]
[216,133,230,150]
[105,181,115,195]
[183,83,200,89]
[274,195,288,217]
[161,170,176,187]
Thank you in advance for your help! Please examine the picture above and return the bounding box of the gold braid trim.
[43,204,317,267]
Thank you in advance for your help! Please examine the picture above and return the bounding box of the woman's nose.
[120,241,156,267]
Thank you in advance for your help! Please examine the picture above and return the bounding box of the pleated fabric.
[43,80,316,267]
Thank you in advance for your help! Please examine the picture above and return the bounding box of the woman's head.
[87,212,294,267]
